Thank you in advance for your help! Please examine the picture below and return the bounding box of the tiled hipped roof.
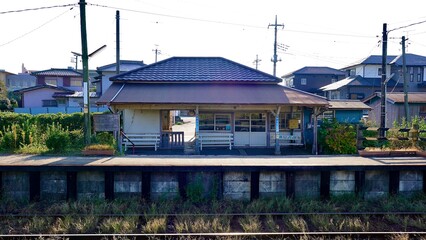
[32,68,82,77]
[111,57,282,83]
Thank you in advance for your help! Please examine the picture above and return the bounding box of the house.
[14,68,99,109]
[97,57,329,153]
[0,69,15,88]
[6,73,36,92]
[321,54,426,100]
[363,92,426,127]
[93,60,146,96]
[322,100,371,123]
[282,66,346,95]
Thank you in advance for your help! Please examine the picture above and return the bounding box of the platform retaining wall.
[0,170,425,202]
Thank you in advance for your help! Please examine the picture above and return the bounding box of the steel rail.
[0,232,426,239]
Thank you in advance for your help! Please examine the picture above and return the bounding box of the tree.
[0,80,12,111]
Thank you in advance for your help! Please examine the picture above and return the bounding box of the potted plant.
[82,144,115,156]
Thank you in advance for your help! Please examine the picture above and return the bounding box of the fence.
[14,107,109,115]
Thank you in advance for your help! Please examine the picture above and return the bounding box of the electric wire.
[0,3,78,15]
[0,7,75,48]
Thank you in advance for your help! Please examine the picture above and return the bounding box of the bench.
[199,132,233,150]
[122,133,161,153]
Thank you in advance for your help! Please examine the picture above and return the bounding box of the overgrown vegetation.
[0,112,115,154]
[1,194,425,234]
[319,119,357,154]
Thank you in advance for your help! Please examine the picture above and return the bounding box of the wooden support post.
[195,106,200,154]
[29,172,40,202]
[178,172,187,200]
[274,106,281,155]
[286,171,295,199]
[67,172,77,201]
[250,171,260,200]
[0,171,2,199]
[320,171,330,200]
[141,172,151,201]
[312,107,319,155]
[389,171,400,196]
[355,171,365,198]
[105,171,115,200]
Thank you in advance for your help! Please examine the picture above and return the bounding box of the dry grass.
[174,215,230,233]
[143,217,167,233]
[239,215,262,233]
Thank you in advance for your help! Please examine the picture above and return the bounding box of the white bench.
[122,133,161,152]
[199,132,233,150]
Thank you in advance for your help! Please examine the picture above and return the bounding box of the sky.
[1,0,426,78]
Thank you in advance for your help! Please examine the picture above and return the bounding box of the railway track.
[1,232,426,239]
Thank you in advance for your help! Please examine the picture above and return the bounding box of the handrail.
[120,130,135,148]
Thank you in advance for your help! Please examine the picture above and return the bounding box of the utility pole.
[116,10,120,74]
[268,15,284,77]
[253,54,261,70]
[79,0,91,145]
[402,36,409,122]
[379,23,388,139]
[153,46,161,63]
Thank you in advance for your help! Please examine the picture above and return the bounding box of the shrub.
[319,119,357,154]
[45,123,70,153]
[91,132,115,147]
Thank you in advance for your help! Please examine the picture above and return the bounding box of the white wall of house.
[22,89,59,107]
[362,65,391,78]
[123,109,160,134]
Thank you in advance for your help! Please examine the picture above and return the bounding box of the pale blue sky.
[1,0,426,77]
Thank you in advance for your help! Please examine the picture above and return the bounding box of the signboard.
[93,114,120,132]
[288,119,299,129]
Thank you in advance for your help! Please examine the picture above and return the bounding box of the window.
[70,78,82,87]
[250,113,266,132]
[42,100,57,107]
[418,74,422,82]
[301,78,307,85]
[235,113,250,132]
[420,106,426,119]
[199,113,231,132]
[45,77,57,86]
[410,74,414,82]
[270,111,301,131]
[378,68,382,76]
[330,91,340,99]
[349,69,356,76]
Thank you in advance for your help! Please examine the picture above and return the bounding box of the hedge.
[0,112,85,131]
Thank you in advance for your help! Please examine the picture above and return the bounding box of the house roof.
[320,76,401,91]
[13,84,75,94]
[31,68,82,77]
[328,100,371,110]
[363,92,426,104]
[53,91,99,98]
[390,53,426,66]
[97,60,146,72]
[110,57,282,83]
[97,83,328,106]
[342,55,398,69]
[282,66,345,78]
[7,73,36,82]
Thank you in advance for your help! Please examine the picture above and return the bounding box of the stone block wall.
[114,172,142,199]
[399,171,423,196]
[223,172,250,200]
[259,171,286,198]
[77,171,105,199]
[295,171,320,199]
[151,172,179,200]
[364,171,389,199]
[330,171,355,196]
[2,172,29,201]
[40,172,67,200]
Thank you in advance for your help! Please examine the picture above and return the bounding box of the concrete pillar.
[320,171,330,200]
[2,172,29,202]
[295,171,320,199]
[141,172,151,200]
[286,171,295,199]
[195,106,200,154]
[250,171,260,200]
[67,172,77,200]
[151,172,179,200]
[364,171,389,199]
[29,172,40,202]
[399,171,423,196]
[105,171,114,200]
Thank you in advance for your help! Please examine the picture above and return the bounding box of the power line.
[389,19,426,32]
[0,3,77,14]
[87,3,376,39]
[0,8,75,48]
